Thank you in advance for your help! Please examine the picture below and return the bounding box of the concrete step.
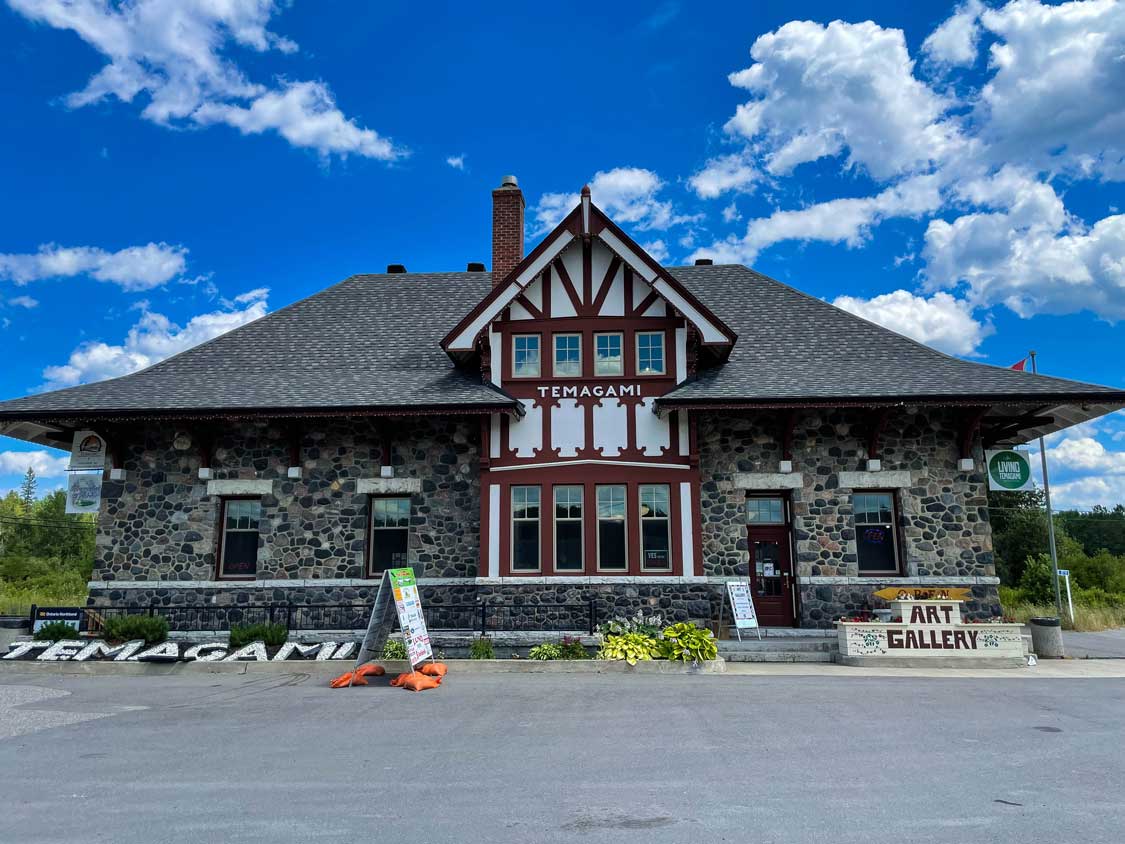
[722,651,836,663]
[719,638,837,653]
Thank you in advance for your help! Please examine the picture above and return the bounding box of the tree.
[18,466,37,512]
[988,488,1050,585]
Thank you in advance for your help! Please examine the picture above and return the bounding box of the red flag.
[1010,358,1027,371]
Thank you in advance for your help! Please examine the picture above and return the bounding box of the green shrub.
[660,622,718,663]
[597,632,661,665]
[102,614,169,645]
[229,622,288,648]
[998,585,1024,608]
[1019,554,1057,605]
[381,639,408,660]
[558,636,589,659]
[528,642,562,660]
[598,610,665,637]
[33,620,81,641]
[469,637,495,659]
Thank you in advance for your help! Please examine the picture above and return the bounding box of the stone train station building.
[1,177,1122,629]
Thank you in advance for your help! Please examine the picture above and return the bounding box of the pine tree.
[18,466,38,512]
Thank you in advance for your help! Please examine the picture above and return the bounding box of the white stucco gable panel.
[551,399,584,458]
[635,398,670,456]
[592,399,628,457]
[509,404,543,458]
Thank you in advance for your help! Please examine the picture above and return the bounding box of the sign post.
[725,581,760,641]
[1057,569,1074,625]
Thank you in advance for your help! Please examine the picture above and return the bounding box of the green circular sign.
[988,450,1031,490]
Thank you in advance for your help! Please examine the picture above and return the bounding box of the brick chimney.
[492,175,524,286]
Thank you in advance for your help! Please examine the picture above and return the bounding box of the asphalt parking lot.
[2,667,1124,844]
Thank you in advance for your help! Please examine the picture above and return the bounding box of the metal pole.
[1030,351,1064,618]
[1064,574,1074,626]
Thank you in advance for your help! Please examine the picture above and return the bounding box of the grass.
[1001,600,1125,632]
[0,584,88,616]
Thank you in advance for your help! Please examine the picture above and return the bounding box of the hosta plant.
[597,632,662,665]
[528,642,563,660]
[598,610,666,637]
[660,622,718,663]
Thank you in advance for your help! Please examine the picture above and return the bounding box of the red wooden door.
[748,526,795,627]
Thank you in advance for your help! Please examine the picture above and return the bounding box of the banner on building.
[389,567,433,666]
[69,430,107,471]
[985,448,1034,492]
[65,472,103,514]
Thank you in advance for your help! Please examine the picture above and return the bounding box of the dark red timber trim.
[590,255,622,315]
[552,258,585,316]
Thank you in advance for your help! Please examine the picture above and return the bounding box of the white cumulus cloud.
[7,0,403,161]
[0,449,70,477]
[832,290,993,356]
[39,288,269,389]
[0,242,188,291]
[7,296,39,308]
[531,167,695,235]
[923,0,984,68]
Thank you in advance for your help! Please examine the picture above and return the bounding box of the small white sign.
[985,448,1034,492]
[65,472,102,514]
[726,581,759,630]
[1056,569,1070,577]
[69,430,107,471]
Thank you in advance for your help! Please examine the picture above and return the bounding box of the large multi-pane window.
[219,499,261,578]
[854,492,900,574]
[553,486,583,571]
[553,334,581,377]
[513,335,541,378]
[369,496,410,575]
[639,484,671,570]
[594,332,624,376]
[597,485,628,571]
[636,331,666,375]
[512,486,541,571]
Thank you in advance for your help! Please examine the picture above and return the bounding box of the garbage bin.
[0,616,30,655]
[1029,616,1065,659]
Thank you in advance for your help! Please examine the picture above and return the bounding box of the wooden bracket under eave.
[866,408,892,460]
[958,407,989,459]
[780,410,798,461]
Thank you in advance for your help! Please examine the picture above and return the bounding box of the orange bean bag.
[390,671,442,691]
[418,662,447,677]
[328,662,385,687]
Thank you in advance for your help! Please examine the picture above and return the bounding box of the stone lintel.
[838,470,912,489]
[732,472,805,490]
[798,575,1000,586]
[205,479,273,496]
[356,477,422,495]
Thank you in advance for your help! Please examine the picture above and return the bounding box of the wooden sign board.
[872,587,971,602]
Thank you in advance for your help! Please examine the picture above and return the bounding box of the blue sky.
[1,0,1124,506]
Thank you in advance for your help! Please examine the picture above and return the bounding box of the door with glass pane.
[746,497,795,626]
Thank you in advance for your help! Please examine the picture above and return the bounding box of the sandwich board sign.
[726,581,760,641]
[389,567,432,666]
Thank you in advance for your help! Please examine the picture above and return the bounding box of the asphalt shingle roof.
[0,263,1119,419]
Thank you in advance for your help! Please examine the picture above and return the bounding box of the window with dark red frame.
[369,496,410,575]
[854,491,901,574]
[219,498,261,578]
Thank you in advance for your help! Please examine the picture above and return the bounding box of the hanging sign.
[985,448,1034,492]
[69,430,107,470]
[389,567,432,666]
[726,581,759,630]
[65,472,103,514]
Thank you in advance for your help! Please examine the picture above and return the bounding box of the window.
[219,499,261,578]
[596,485,627,571]
[512,335,540,378]
[594,332,624,376]
[512,485,541,571]
[636,332,666,375]
[553,334,581,377]
[553,486,583,571]
[370,497,410,575]
[854,492,900,574]
[640,484,671,571]
[747,497,786,525]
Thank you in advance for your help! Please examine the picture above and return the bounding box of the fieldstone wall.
[94,418,480,582]
[697,408,998,626]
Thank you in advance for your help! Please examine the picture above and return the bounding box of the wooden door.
[748,525,795,627]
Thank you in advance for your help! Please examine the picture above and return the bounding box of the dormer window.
[553,334,581,377]
[513,334,541,378]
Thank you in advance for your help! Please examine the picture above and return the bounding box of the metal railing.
[77,599,599,634]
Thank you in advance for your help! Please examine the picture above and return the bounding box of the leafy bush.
[33,620,80,641]
[381,639,408,660]
[229,622,288,648]
[659,622,718,663]
[597,632,662,665]
[1019,554,1058,605]
[469,637,495,659]
[528,642,562,660]
[102,614,169,645]
[998,585,1024,608]
[598,610,666,637]
[559,636,589,659]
